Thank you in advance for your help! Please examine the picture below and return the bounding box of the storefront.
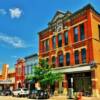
[0,79,15,90]
[53,65,93,96]
[67,72,92,96]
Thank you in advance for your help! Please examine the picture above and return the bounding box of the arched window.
[81,48,86,63]
[58,54,63,67]
[74,50,79,64]
[66,53,70,66]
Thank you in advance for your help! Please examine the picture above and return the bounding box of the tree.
[33,59,63,90]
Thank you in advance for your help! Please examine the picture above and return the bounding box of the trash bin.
[68,88,74,99]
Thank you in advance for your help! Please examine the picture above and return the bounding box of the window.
[52,36,56,49]
[58,54,63,67]
[52,56,56,63]
[25,67,27,75]
[43,39,49,51]
[52,56,56,67]
[58,34,62,47]
[29,66,32,74]
[46,39,49,51]
[81,48,86,63]
[98,25,100,40]
[46,58,49,62]
[80,24,85,40]
[64,31,68,45]
[74,50,79,64]
[66,53,70,66]
[74,27,78,42]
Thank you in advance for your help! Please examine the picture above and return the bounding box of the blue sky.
[0,0,100,70]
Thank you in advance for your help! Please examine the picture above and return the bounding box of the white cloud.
[0,9,7,15]
[0,33,26,48]
[9,8,22,18]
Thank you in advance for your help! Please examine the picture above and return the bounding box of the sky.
[0,0,100,70]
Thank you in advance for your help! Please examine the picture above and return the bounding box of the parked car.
[0,90,3,96]
[29,89,49,99]
[3,89,12,96]
[12,88,29,97]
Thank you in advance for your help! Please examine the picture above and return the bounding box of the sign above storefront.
[0,79,13,84]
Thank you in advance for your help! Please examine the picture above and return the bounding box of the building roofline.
[24,53,38,59]
[70,4,100,19]
[38,4,100,35]
[38,27,49,35]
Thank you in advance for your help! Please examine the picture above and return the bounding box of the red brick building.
[15,58,25,89]
[39,4,100,96]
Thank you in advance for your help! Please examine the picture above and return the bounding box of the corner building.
[39,4,100,96]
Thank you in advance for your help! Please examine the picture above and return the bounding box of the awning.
[53,65,91,73]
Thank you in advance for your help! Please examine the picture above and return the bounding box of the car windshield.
[32,90,37,93]
[23,88,28,91]
[16,89,21,91]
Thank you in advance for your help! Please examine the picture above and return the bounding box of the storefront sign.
[0,79,12,84]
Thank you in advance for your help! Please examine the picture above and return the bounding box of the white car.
[12,88,29,97]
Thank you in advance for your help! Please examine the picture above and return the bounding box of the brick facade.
[15,58,25,89]
[39,4,100,96]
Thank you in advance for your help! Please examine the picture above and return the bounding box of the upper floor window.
[74,50,79,64]
[58,33,62,47]
[98,25,100,40]
[66,53,70,66]
[43,39,49,51]
[74,27,78,42]
[52,56,56,67]
[64,31,68,45]
[81,48,86,63]
[58,54,63,67]
[80,24,85,40]
[29,65,32,74]
[52,36,56,49]
[25,67,27,75]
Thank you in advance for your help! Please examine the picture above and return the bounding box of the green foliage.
[33,59,63,89]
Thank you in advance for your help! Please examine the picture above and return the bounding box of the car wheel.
[18,94,20,97]
[35,95,39,99]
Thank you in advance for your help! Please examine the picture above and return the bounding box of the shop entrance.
[67,72,92,96]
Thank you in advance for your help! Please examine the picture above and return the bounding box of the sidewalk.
[49,95,100,100]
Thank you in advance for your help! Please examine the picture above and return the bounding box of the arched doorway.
[18,82,21,88]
